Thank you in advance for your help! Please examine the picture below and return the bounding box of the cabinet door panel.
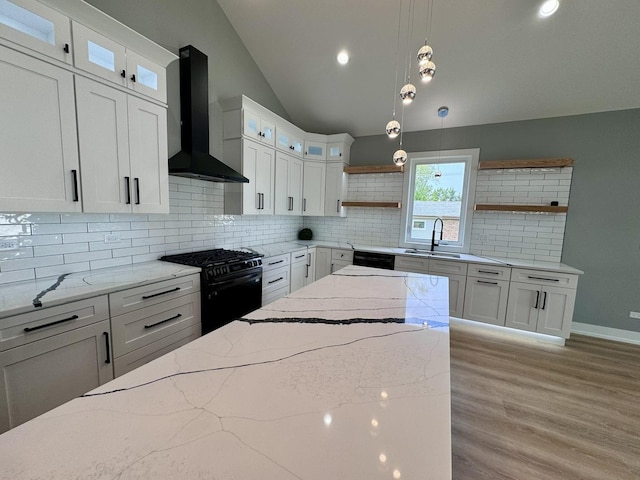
[0,45,80,212]
[325,162,347,217]
[75,76,131,213]
[0,319,112,433]
[447,274,466,318]
[72,21,126,86]
[305,249,316,285]
[303,161,326,216]
[463,277,509,326]
[289,156,303,215]
[274,152,290,215]
[126,49,166,102]
[254,145,275,215]
[0,0,71,63]
[128,96,169,213]
[505,282,539,332]
[290,258,306,293]
[315,247,331,280]
[537,286,575,338]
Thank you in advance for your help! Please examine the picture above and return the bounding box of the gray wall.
[351,109,640,332]
[85,0,289,160]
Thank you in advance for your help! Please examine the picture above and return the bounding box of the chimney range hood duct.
[168,45,248,183]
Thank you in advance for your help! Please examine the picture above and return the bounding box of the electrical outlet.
[104,233,122,244]
[0,241,18,251]
[630,311,640,320]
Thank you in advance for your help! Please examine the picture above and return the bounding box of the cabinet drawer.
[510,268,578,289]
[111,292,200,358]
[262,285,289,306]
[429,259,468,276]
[332,249,354,262]
[263,265,290,294]
[467,263,511,280]
[108,274,200,317]
[113,324,200,377]
[395,255,429,273]
[0,296,109,352]
[291,249,308,264]
[263,253,290,270]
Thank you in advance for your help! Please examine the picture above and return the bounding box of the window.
[400,148,479,252]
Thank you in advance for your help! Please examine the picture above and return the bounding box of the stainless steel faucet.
[431,217,443,251]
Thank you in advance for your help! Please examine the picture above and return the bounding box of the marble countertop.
[0,266,452,479]
[0,262,201,320]
[245,240,583,274]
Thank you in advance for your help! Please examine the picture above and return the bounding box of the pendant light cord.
[392,0,404,118]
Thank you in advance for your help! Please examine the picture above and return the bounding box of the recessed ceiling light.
[539,0,559,17]
[337,50,349,65]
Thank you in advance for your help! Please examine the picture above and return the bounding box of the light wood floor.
[450,323,640,480]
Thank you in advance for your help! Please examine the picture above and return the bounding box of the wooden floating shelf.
[343,165,404,174]
[478,158,574,170]
[342,201,402,208]
[474,204,568,213]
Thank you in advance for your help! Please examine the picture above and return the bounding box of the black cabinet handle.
[477,280,498,285]
[268,259,284,266]
[307,253,311,266]
[125,176,131,204]
[134,178,140,204]
[104,332,111,364]
[478,270,500,275]
[542,291,548,310]
[303,198,307,212]
[145,313,182,329]
[63,43,70,53]
[337,199,340,213]
[534,290,540,309]
[527,276,559,282]
[305,264,309,278]
[24,314,79,333]
[121,69,126,78]
[71,169,79,202]
[268,277,284,285]
[142,287,180,299]
[294,254,305,259]
[130,74,136,82]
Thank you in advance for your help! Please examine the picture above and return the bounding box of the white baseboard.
[571,322,640,346]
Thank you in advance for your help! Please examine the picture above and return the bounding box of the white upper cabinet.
[304,140,326,160]
[72,22,166,103]
[243,108,275,146]
[0,45,81,212]
[276,125,304,157]
[0,0,71,63]
[324,162,348,217]
[328,142,348,162]
[302,161,326,216]
[275,152,303,215]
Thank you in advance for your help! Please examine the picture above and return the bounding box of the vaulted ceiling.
[218,0,640,137]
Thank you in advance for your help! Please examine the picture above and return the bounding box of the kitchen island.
[0,266,451,479]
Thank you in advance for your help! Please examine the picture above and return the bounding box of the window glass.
[136,64,158,90]
[308,145,324,156]
[0,0,55,45]
[88,40,115,71]
[401,149,479,252]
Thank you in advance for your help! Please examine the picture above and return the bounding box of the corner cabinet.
[0,45,81,212]
[325,162,348,217]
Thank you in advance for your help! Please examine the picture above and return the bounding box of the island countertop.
[0,266,451,479]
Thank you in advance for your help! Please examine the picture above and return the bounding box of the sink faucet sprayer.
[431,217,443,251]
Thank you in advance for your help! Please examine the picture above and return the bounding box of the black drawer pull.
[268,277,284,285]
[478,270,500,275]
[477,280,498,285]
[104,332,111,364]
[145,313,182,329]
[295,254,305,259]
[527,276,560,282]
[24,314,79,332]
[142,287,180,299]
[268,259,284,266]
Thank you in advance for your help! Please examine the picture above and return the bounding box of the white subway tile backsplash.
[32,223,87,235]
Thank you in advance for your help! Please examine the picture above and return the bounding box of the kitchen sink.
[403,249,460,259]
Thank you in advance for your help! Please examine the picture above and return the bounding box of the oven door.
[353,251,396,270]
[203,267,262,334]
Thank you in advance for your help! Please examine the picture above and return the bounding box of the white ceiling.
[217,0,640,138]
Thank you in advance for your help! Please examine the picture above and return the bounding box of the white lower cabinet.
[290,249,308,293]
[429,260,468,319]
[462,264,511,326]
[315,247,332,280]
[0,296,112,433]
[505,269,578,338]
[331,249,353,273]
[109,274,201,377]
[262,253,290,305]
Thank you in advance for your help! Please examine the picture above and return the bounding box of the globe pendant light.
[419,60,436,82]
[417,44,433,63]
[393,149,408,166]
[400,83,417,104]
[386,120,401,138]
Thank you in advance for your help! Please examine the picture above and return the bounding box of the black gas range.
[161,249,263,334]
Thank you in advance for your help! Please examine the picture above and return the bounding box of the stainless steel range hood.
[168,45,248,183]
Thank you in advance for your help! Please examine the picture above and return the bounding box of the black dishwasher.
[353,251,395,270]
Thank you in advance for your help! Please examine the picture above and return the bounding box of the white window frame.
[400,148,479,253]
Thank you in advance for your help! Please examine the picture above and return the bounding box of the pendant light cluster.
[387,0,437,166]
